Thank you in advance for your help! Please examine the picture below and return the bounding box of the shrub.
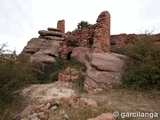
[77,21,90,29]
[112,35,160,91]
[38,57,86,83]
[0,44,38,118]
[0,53,37,103]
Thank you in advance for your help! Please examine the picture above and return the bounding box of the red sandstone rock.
[71,47,89,63]
[38,30,65,37]
[47,27,62,32]
[45,36,64,41]
[84,52,127,92]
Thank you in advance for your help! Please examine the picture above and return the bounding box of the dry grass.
[4,86,160,120]
[81,89,160,113]
[50,89,160,120]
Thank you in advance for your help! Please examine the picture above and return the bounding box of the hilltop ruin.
[22,10,160,93]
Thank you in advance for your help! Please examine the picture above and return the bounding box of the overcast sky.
[0,0,160,53]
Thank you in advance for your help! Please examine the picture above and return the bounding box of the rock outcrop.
[69,46,128,93]
[84,52,128,93]
[22,27,65,70]
[71,47,89,64]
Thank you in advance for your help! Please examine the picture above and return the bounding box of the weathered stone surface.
[87,113,115,120]
[71,47,89,64]
[57,20,65,33]
[41,40,63,57]
[30,52,56,63]
[86,52,127,72]
[22,28,64,67]
[38,30,65,37]
[47,27,62,32]
[84,52,127,93]
[21,82,76,102]
[45,36,64,41]
[22,38,45,54]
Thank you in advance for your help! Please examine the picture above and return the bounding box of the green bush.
[0,44,39,118]
[77,21,90,29]
[74,72,85,92]
[0,53,37,103]
[112,35,160,91]
[37,57,86,84]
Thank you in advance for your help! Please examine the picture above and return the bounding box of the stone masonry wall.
[61,11,110,60]
[57,20,65,33]
[61,32,160,59]
[61,24,97,59]
[110,33,160,48]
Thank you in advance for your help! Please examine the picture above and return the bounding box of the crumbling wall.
[61,24,97,59]
[61,31,160,59]
[110,33,160,48]
[61,11,111,60]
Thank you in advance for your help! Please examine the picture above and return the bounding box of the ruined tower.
[91,11,110,53]
[57,20,65,33]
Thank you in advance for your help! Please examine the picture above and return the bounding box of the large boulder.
[71,47,89,64]
[86,52,126,72]
[84,52,128,93]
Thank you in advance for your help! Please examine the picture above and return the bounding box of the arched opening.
[67,51,72,60]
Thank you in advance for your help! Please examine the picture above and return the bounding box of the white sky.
[0,0,160,53]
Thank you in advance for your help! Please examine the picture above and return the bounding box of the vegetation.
[0,44,38,119]
[36,56,85,84]
[111,35,160,91]
[77,20,90,29]
[1,34,160,119]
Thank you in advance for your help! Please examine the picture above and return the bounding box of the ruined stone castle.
[22,10,160,64]
[22,11,160,93]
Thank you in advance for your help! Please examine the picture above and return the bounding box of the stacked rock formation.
[22,27,65,70]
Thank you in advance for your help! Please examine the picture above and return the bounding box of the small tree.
[77,21,90,29]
